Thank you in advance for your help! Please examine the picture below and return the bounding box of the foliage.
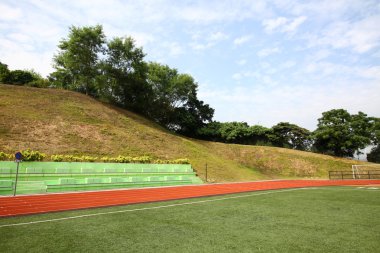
[0,61,10,83]
[0,152,13,161]
[49,154,188,164]
[367,145,380,163]
[197,122,272,145]
[268,122,312,150]
[53,25,106,95]
[100,37,150,112]
[20,149,46,161]
[146,62,214,136]
[154,158,190,164]
[6,70,37,85]
[313,109,376,157]
[51,26,214,137]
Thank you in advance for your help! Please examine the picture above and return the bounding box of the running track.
[1,179,379,217]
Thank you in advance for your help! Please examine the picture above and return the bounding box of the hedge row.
[0,150,190,164]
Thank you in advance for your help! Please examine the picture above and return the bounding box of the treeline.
[50,25,214,136]
[0,25,379,162]
[197,110,380,162]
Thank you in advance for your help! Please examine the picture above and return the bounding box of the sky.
[1,0,379,130]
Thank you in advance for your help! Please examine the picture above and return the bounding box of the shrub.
[51,155,64,162]
[0,152,12,161]
[21,149,46,161]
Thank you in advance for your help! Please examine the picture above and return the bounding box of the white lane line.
[0,188,312,228]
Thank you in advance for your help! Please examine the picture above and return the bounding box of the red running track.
[1,179,379,217]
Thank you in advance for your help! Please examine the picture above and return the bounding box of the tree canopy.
[313,109,376,157]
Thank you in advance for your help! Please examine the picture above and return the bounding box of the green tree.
[7,70,37,85]
[313,109,374,157]
[367,145,380,163]
[48,69,73,89]
[269,122,311,150]
[0,61,10,83]
[146,62,214,135]
[367,119,380,163]
[218,122,251,143]
[247,125,272,146]
[100,37,150,112]
[53,25,105,96]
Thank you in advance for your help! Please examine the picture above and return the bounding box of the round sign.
[15,152,23,161]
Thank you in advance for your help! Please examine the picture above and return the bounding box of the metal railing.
[329,170,380,180]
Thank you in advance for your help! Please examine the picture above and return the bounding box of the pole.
[13,161,20,196]
[205,163,208,183]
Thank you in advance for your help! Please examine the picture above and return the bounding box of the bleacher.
[0,161,203,195]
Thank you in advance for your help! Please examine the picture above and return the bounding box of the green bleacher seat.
[26,168,44,174]
[104,168,121,173]
[110,177,123,183]
[56,168,71,174]
[0,168,12,174]
[130,177,144,182]
[142,168,158,173]
[124,168,143,173]
[85,178,103,184]
[82,168,95,174]
[149,176,162,182]
[165,176,181,181]
[0,180,13,189]
[59,178,76,184]
[0,161,202,195]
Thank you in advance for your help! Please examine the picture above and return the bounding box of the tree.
[100,37,150,112]
[269,122,311,150]
[0,61,10,83]
[367,145,380,163]
[247,125,272,146]
[7,70,37,85]
[313,109,374,157]
[146,62,214,135]
[53,25,105,96]
[218,122,251,143]
[367,118,380,163]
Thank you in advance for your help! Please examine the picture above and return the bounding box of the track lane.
[1,180,379,217]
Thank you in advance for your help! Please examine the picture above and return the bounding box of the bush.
[0,152,13,161]
[3,151,191,165]
[154,158,190,164]
[21,149,46,161]
[51,154,64,162]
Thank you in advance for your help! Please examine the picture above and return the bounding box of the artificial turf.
[0,186,379,253]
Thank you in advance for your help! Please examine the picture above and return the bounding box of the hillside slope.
[0,84,367,182]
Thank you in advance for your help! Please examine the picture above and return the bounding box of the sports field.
[1,186,379,253]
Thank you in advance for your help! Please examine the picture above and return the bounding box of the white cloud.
[282,16,307,33]
[190,31,228,51]
[257,47,280,57]
[0,3,22,20]
[177,1,272,24]
[233,35,253,46]
[262,15,307,34]
[308,15,380,53]
[209,31,228,42]
[262,17,288,33]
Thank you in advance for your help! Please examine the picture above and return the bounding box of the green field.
[1,186,379,253]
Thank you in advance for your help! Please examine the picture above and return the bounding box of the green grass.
[1,187,379,252]
[0,84,372,182]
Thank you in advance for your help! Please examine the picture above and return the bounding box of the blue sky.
[1,0,379,130]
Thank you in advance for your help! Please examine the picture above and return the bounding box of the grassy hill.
[0,84,369,182]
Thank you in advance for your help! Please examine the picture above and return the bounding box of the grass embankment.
[0,84,368,182]
[1,187,379,253]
